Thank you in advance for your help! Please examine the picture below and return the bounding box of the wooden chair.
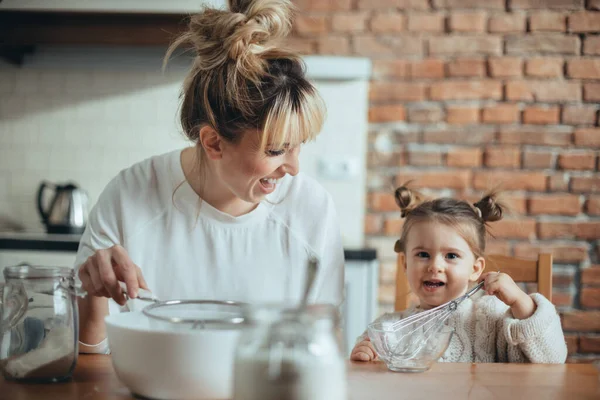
[394,253,553,311]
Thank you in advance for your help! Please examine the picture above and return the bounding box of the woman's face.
[218,130,301,204]
[404,221,484,310]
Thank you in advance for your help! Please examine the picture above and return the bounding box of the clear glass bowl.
[367,322,454,373]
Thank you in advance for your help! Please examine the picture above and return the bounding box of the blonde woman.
[76,0,343,353]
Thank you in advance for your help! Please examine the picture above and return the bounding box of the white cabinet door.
[342,259,378,356]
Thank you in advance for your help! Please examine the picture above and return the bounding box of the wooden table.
[1,355,599,400]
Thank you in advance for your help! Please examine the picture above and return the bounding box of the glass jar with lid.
[0,264,81,382]
[233,304,346,400]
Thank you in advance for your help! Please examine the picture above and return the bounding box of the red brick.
[432,0,504,8]
[294,15,329,36]
[584,36,600,55]
[514,243,589,263]
[447,58,486,77]
[586,196,600,215]
[317,36,350,55]
[484,146,521,168]
[582,266,600,285]
[523,106,561,124]
[424,127,495,144]
[295,0,352,11]
[584,83,600,101]
[538,222,575,239]
[331,12,368,33]
[407,13,445,32]
[365,214,383,235]
[410,59,445,79]
[498,126,573,146]
[528,194,582,215]
[574,222,600,240]
[567,59,600,79]
[429,36,502,55]
[526,57,564,78]
[558,151,597,170]
[505,34,580,55]
[488,219,537,239]
[548,173,570,191]
[357,0,430,10]
[449,11,487,32]
[384,217,404,236]
[580,336,600,353]
[370,82,427,102]
[285,38,316,54]
[407,106,444,123]
[581,288,600,308]
[562,105,598,125]
[369,192,399,212]
[396,170,472,190]
[565,334,579,355]
[569,11,600,32]
[506,81,581,102]
[572,177,600,193]
[510,0,584,9]
[354,35,424,57]
[488,14,526,33]
[446,106,480,124]
[529,12,567,32]
[552,292,573,307]
[370,13,407,33]
[369,105,406,122]
[505,194,528,214]
[431,81,502,100]
[488,57,523,77]
[368,149,406,168]
[486,240,512,255]
[446,147,482,167]
[561,311,600,332]
[523,151,555,169]
[574,128,600,148]
[407,150,444,166]
[372,60,410,79]
[482,104,521,124]
[473,171,547,191]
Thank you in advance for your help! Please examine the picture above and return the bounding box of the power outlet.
[318,157,359,180]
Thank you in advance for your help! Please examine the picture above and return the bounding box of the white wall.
[0,48,369,247]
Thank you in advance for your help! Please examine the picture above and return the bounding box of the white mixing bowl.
[105,310,243,399]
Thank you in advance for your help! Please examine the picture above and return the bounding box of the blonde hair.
[164,0,325,155]
[393,184,506,259]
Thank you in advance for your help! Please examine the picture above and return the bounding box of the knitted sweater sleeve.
[499,293,567,364]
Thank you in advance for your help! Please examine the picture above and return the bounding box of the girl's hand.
[78,245,149,306]
[350,339,378,362]
[479,272,536,319]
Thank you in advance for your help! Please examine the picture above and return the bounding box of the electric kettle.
[36,181,89,234]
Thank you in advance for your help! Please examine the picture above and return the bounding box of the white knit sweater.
[359,293,567,363]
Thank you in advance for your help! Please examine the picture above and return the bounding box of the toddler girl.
[351,185,567,363]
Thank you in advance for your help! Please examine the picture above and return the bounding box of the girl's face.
[403,221,484,310]
[219,130,301,204]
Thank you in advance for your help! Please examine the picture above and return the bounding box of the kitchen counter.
[1,355,598,399]
[0,232,377,261]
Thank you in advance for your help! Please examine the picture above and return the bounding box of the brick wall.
[288,0,600,363]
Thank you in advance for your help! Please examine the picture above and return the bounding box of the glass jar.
[233,304,346,400]
[0,264,80,382]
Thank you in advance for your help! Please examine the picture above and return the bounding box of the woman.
[76,0,344,353]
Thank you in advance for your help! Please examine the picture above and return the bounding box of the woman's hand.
[350,339,378,362]
[78,245,149,306]
[479,272,536,319]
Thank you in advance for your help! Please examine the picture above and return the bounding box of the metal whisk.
[387,281,485,359]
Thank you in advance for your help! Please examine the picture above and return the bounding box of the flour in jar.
[233,352,346,400]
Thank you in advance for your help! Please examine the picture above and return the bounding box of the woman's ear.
[470,256,485,282]
[199,126,223,160]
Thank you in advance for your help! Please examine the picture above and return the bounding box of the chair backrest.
[394,252,553,312]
